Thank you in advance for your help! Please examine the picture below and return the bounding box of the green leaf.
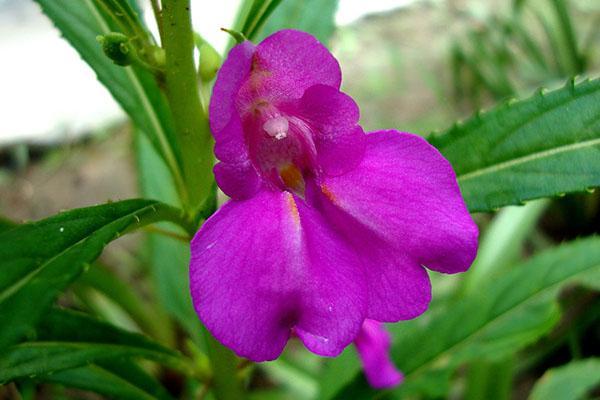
[136,131,202,342]
[0,199,191,353]
[41,364,165,400]
[329,237,600,399]
[529,358,600,400]
[460,199,549,295]
[0,308,189,384]
[33,0,187,201]
[77,262,172,343]
[0,215,16,233]
[430,78,600,212]
[256,0,339,44]
[240,0,283,41]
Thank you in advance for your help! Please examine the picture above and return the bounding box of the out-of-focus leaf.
[239,0,283,41]
[257,0,339,44]
[78,263,171,342]
[460,199,549,294]
[41,364,163,400]
[529,358,600,400]
[0,308,189,383]
[136,131,202,342]
[95,359,175,400]
[549,0,584,73]
[34,0,187,200]
[430,78,600,213]
[0,215,16,233]
[330,237,600,399]
[261,359,318,400]
[32,359,175,400]
[318,348,361,400]
[0,199,191,353]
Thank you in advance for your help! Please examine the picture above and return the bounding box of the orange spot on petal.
[286,193,300,226]
[320,184,337,205]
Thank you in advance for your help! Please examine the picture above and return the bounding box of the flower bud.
[97,32,133,66]
[199,42,221,83]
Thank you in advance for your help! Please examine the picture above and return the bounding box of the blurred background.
[1,0,599,220]
[0,0,599,399]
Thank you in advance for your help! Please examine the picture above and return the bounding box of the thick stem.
[160,2,242,398]
[161,0,214,216]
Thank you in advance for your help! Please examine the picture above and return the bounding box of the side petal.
[254,30,341,101]
[213,160,261,200]
[294,84,366,176]
[209,41,256,135]
[190,190,366,361]
[319,130,478,275]
[354,320,403,389]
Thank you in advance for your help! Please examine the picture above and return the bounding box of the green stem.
[203,328,245,400]
[161,0,214,216]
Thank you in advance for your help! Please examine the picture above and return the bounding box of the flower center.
[244,108,317,196]
[263,116,289,140]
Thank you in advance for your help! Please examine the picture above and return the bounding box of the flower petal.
[292,197,366,356]
[190,190,366,361]
[354,319,403,389]
[254,29,341,101]
[213,160,261,200]
[294,84,365,176]
[319,130,478,275]
[305,185,431,321]
[209,41,256,136]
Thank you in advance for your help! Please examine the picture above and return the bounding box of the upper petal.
[294,84,365,176]
[318,130,479,275]
[252,30,341,102]
[209,41,256,137]
[190,190,366,361]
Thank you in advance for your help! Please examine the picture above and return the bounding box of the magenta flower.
[190,30,477,363]
[354,320,403,388]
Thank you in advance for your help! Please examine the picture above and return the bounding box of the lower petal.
[293,198,367,356]
[190,190,366,361]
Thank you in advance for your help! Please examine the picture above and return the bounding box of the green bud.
[199,42,222,83]
[97,32,133,66]
[220,28,247,44]
[151,46,166,68]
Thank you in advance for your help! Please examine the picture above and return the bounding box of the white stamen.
[263,116,289,140]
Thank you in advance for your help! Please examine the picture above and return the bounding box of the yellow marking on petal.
[320,184,338,205]
[286,193,300,226]
[280,164,305,194]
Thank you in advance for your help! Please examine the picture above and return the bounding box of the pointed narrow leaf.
[0,199,191,352]
[41,364,162,400]
[0,308,189,383]
[430,78,600,212]
[529,358,600,400]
